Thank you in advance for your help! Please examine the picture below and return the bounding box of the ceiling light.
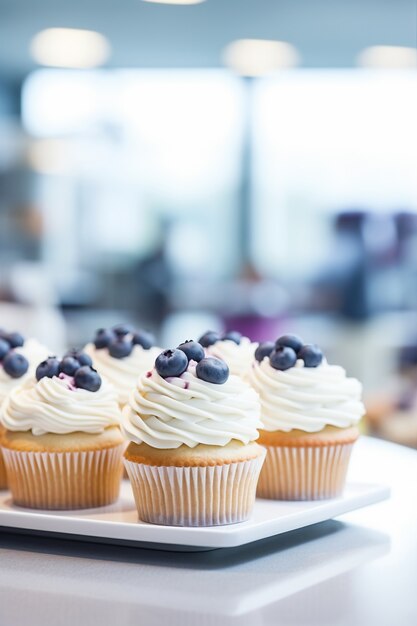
[222,39,299,77]
[357,46,417,69]
[142,1,206,5]
[30,28,111,69]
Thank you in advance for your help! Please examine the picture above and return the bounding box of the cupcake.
[84,324,161,408]
[123,340,265,526]
[0,330,49,489]
[198,330,258,379]
[249,334,365,500]
[0,350,124,509]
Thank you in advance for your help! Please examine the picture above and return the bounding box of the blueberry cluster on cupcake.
[123,341,265,526]
[155,340,229,385]
[0,349,123,509]
[0,339,29,381]
[36,350,101,392]
[198,329,258,379]
[254,334,323,371]
[0,329,48,393]
[84,324,161,407]
[0,330,49,490]
[250,334,364,501]
[93,324,156,358]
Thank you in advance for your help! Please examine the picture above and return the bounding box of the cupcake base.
[0,449,7,490]
[257,426,359,501]
[1,427,124,510]
[125,441,266,526]
[0,425,8,489]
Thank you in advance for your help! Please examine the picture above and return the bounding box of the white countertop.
[0,436,415,626]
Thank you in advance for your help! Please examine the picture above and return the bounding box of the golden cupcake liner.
[2,444,124,510]
[125,451,266,526]
[257,442,355,500]
[0,448,8,490]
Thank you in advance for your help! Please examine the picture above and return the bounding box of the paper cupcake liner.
[0,448,8,490]
[2,444,124,510]
[257,442,354,500]
[125,452,266,527]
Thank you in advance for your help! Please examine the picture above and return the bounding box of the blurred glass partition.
[251,69,417,278]
[17,67,417,333]
[22,69,244,279]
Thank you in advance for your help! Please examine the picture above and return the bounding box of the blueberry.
[112,324,133,337]
[64,349,93,367]
[196,357,229,384]
[6,332,25,348]
[132,330,155,350]
[77,352,93,367]
[155,349,188,378]
[59,356,80,376]
[94,328,116,349]
[276,334,303,354]
[255,341,275,363]
[198,331,220,348]
[74,366,102,392]
[222,330,242,345]
[36,357,60,381]
[269,346,297,371]
[108,337,133,359]
[298,344,323,368]
[3,352,29,379]
[177,340,205,363]
[0,338,10,360]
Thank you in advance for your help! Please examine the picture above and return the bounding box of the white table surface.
[0,436,415,626]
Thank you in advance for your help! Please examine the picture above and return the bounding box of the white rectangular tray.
[0,481,389,550]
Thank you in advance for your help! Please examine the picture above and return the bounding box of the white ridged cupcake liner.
[2,444,124,510]
[257,443,354,500]
[0,447,8,490]
[125,451,266,527]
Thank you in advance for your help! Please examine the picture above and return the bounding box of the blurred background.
[0,0,417,445]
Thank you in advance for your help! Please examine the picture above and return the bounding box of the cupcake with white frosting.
[0,350,124,509]
[84,324,161,407]
[198,330,257,379]
[0,330,49,489]
[249,334,364,500]
[123,340,265,526]
[0,331,49,406]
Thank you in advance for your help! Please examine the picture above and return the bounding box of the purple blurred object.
[223,315,287,343]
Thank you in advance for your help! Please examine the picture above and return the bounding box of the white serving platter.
[0,480,389,551]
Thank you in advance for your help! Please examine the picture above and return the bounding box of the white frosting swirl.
[249,358,364,433]
[22,338,50,370]
[206,337,258,378]
[0,368,25,407]
[84,343,161,406]
[123,363,261,449]
[2,375,121,435]
[0,338,49,406]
